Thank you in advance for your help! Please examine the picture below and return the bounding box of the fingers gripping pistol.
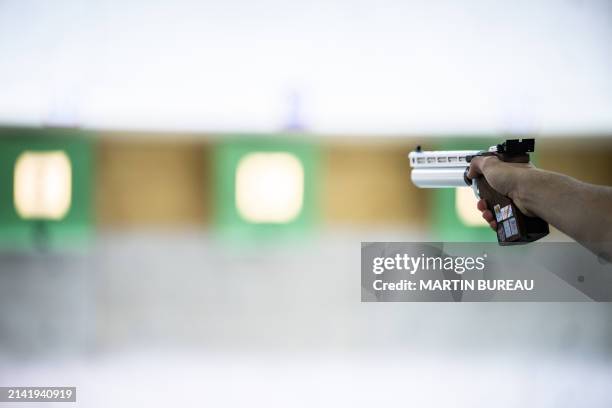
[408,139,549,245]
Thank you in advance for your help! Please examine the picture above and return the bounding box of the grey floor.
[1,230,611,407]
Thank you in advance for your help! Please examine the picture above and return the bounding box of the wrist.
[510,167,541,215]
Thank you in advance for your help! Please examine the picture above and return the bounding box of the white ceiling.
[0,0,611,135]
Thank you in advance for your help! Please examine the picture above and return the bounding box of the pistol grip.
[475,177,549,245]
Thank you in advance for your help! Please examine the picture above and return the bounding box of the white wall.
[0,0,611,134]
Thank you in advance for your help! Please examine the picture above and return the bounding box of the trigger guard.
[472,178,480,199]
[462,166,480,199]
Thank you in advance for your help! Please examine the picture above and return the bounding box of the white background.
[0,0,611,134]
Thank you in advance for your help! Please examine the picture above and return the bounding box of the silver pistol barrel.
[408,149,480,188]
[411,168,470,188]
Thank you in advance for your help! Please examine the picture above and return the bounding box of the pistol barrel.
[411,168,470,188]
[408,149,480,188]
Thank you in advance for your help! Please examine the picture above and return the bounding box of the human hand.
[467,155,536,229]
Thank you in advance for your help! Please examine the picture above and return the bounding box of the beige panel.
[96,139,209,227]
[538,139,612,186]
[93,135,612,228]
[322,142,431,226]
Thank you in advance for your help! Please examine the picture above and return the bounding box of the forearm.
[515,169,612,259]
